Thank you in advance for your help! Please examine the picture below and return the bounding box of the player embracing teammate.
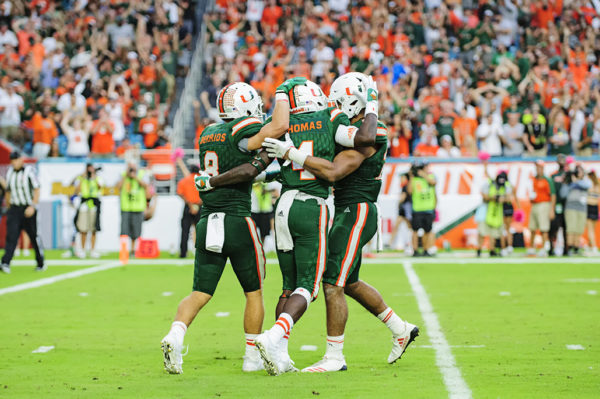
[164,73,419,375]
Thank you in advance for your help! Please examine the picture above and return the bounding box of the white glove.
[263,134,295,159]
[363,76,378,116]
[194,171,213,192]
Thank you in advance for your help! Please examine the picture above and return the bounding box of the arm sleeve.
[547,177,555,194]
[230,117,264,151]
[376,121,388,145]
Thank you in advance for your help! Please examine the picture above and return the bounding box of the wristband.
[275,92,289,102]
[287,147,308,168]
[365,101,378,116]
[250,153,268,171]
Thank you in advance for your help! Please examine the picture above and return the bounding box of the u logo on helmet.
[310,88,320,97]
[345,87,352,95]
[240,92,254,103]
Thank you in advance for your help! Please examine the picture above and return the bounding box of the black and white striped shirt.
[6,165,39,206]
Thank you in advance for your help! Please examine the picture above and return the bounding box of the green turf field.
[0,253,598,398]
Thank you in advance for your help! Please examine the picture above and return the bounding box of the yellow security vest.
[486,181,505,228]
[77,176,101,208]
[411,176,436,212]
[120,170,147,212]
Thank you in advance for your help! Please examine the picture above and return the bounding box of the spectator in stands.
[523,105,548,157]
[501,111,525,157]
[436,135,461,158]
[0,82,24,146]
[586,171,600,255]
[477,114,503,157]
[90,110,115,158]
[561,164,591,256]
[527,160,556,257]
[117,163,148,254]
[548,111,571,156]
[60,112,89,158]
[388,112,411,157]
[31,108,58,159]
[139,109,160,149]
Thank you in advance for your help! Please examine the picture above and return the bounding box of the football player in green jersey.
[265,73,419,373]
[197,78,379,375]
[160,80,297,375]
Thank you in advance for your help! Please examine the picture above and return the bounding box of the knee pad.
[292,287,312,308]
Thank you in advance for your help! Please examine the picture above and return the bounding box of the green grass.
[0,255,598,398]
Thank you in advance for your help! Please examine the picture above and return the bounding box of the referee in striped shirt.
[0,151,45,273]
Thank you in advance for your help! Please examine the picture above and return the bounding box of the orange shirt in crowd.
[31,112,58,145]
[177,173,201,205]
[139,116,159,148]
[414,143,439,156]
[262,5,283,27]
[91,120,115,154]
[388,125,411,157]
[453,117,477,146]
[531,175,555,203]
[31,43,45,70]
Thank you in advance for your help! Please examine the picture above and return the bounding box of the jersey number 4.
[204,151,219,176]
[292,141,315,180]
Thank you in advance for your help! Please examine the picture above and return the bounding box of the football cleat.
[242,351,265,372]
[254,331,282,376]
[277,351,299,374]
[388,322,419,364]
[1,264,10,274]
[161,336,185,374]
[301,355,347,373]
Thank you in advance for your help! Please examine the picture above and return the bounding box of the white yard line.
[403,261,472,399]
[0,261,122,296]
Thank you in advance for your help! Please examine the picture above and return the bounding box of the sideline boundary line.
[0,261,122,296]
[403,261,472,399]
[8,256,600,267]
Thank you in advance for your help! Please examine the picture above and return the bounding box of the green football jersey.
[198,116,263,216]
[333,120,388,207]
[278,107,350,198]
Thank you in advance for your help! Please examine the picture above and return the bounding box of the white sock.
[271,313,294,341]
[544,241,551,251]
[280,332,290,354]
[325,335,344,358]
[377,308,405,336]
[245,333,259,356]
[168,321,187,344]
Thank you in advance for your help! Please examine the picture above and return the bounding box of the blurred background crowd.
[0,0,199,159]
[198,0,600,159]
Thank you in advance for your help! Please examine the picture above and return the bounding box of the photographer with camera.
[560,164,591,256]
[406,161,437,257]
[477,171,510,257]
[73,163,103,259]
[116,163,148,254]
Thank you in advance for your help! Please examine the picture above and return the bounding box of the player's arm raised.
[333,76,379,148]
[245,77,307,150]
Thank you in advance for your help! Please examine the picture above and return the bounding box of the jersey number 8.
[204,151,219,176]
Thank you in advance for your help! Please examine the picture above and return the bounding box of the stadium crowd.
[199,0,600,158]
[0,0,198,158]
